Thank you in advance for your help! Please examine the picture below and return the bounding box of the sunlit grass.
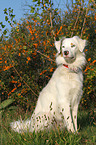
[0,107,96,145]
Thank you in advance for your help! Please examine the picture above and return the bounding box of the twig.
[11,60,38,97]
[5,51,38,97]
[36,50,55,62]
[49,3,56,41]
[81,4,89,38]
[71,8,81,37]
[26,43,55,63]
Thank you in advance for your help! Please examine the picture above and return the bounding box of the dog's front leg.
[59,102,75,132]
[72,103,79,132]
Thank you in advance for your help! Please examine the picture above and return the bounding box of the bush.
[0,0,96,110]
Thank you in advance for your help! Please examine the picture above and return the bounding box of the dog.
[11,36,86,133]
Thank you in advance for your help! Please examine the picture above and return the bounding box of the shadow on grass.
[78,109,96,131]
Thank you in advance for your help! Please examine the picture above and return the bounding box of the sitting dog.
[11,36,86,133]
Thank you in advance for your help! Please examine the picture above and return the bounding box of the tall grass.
[0,107,96,145]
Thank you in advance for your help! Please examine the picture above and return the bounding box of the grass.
[0,106,96,145]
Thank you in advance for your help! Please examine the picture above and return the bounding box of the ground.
[0,106,96,145]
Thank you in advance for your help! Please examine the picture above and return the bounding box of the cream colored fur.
[10,36,86,133]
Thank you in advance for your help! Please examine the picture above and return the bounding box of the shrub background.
[0,0,96,111]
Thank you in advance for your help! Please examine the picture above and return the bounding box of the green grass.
[0,107,96,145]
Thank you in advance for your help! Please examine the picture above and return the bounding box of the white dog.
[11,36,86,133]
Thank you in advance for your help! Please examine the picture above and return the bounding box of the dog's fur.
[11,36,86,133]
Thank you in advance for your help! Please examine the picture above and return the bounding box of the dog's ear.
[73,36,87,52]
[54,40,61,53]
[54,37,65,53]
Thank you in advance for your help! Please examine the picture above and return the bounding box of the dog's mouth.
[64,56,74,59]
[64,56,76,63]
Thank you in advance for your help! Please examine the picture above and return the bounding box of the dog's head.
[55,36,86,64]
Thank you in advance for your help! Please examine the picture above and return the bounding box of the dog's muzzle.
[63,51,76,63]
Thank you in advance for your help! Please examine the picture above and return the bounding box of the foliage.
[0,0,96,112]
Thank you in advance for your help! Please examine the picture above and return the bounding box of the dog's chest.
[52,67,83,103]
[53,66,83,89]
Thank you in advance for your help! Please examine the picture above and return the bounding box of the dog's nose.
[64,51,69,55]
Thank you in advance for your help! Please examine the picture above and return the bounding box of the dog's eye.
[71,44,75,48]
[62,46,65,48]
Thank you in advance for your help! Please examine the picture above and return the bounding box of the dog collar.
[63,64,68,68]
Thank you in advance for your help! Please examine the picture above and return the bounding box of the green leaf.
[3,29,7,35]
[0,99,15,110]
[23,46,27,49]
[4,8,7,12]
[10,14,15,18]
[8,7,11,10]
[5,16,8,21]
[4,8,8,15]
[89,0,92,3]
[33,0,37,2]
[2,24,5,28]
[0,23,5,28]
[36,16,40,21]
[37,8,39,11]
[54,8,58,11]
[68,26,71,30]
[30,6,35,13]
[34,12,38,17]
[8,21,11,24]
[13,20,16,25]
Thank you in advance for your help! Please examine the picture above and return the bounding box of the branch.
[71,7,81,37]
[6,54,38,97]
[36,50,55,63]
[81,4,89,38]
[11,61,38,97]
[49,3,56,41]
[26,43,55,63]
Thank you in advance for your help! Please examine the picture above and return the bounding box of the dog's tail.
[10,113,53,133]
[10,119,31,133]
